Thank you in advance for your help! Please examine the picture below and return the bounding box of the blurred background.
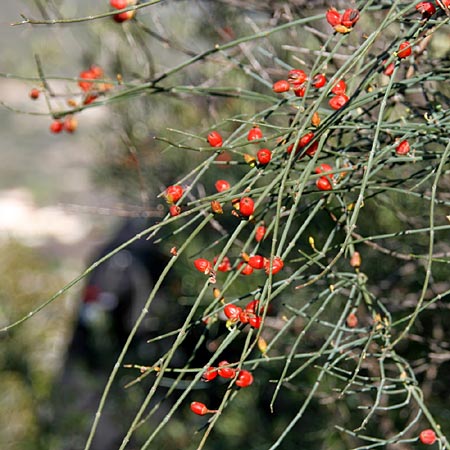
[1,1,449,449]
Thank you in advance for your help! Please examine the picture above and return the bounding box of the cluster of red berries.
[273,69,349,111]
[223,299,263,329]
[190,364,254,415]
[325,7,360,34]
[110,0,136,22]
[202,362,254,387]
[193,253,284,278]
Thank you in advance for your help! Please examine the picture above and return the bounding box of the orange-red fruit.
[314,163,333,178]
[248,255,265,270]
[272,79,290,93]
[110,0,128,7]
[312,73,327,89]
[326,7,342,27]
[257,148,272,165]
[288,69,307,87]
[293,86,306,97]
[224,304,243,321]
[419,429,437,445]
[50,120,63,134]
[346,313,358,328]
[202,367,218,382]
[316,176,333,191]
[207,131,223,147]
[329,94,349,110]
[214,255,232,272]
[396,140,410,155]
[236,370,254,388]
[341,9,360,28]
[215,179,230,192]
[239,197,254,217]
[169,205,181,216]
[29,88,40,100]
[194,258,212,274]
[247,126,263,141]
[397,41,412,59]
[245,300,260,314]
[416,2,436,18]
[255,225,266,242]
[249,316,262,328]
[238,261,254,276]
[190,401,210,415]
[218,361,236,379]
[64,116,78,133]
[165,184,183,203]
[78,70,96,92]
[264,256,284,275]
[331,79,347,95]
[383,62,395,77]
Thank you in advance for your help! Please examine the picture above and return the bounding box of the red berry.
[165,184,183,203]
[397,41,412,59]
[341,9,360,28]
[312,73,327,89]
[236,369,254,388]
[293,86,306,97]
[214,255,232,272]
[331,79,347,95]
[207,131,223,147]
[383,61,395,77]
[316,176,333,191]
[83,93,98,105]
[346,313,358,328]
[194,258,212,274]
[272,79,290,93]
[239,310,250,324]
[63,116,78,133]
[78,70,96,92]
[314,163,333,178]
[249,316,262,328]
[49,120,63,134]
[255,225,266,242]
[247,126,263,141]
[218,361,236,379]
[416,2,436,18]
[257,148,272,165]
[169,205,181,216]
[299,132,315,148]
[396,140,410,155]
[288,69,307,87]
[248,255,265,270]
[245,300,260,314]
[237,261,254,276]
[215,179,230,192]
[264,256,284,275]
[29,88,40,100]
[419,429,437,445]
[190,401,217,415]
[224,304,243,321]
[110,0,128,8]
[239,197,254,217]
[329,94,349,110]
[326,7,342,27]
[202,367,218,382]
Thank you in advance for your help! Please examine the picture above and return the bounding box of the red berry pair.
[223,300,262,329]
[315,163,334,191]
[287,132,318,157]
[110,0,136,22]
[49,116,79,134]
[326,7,360,34]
